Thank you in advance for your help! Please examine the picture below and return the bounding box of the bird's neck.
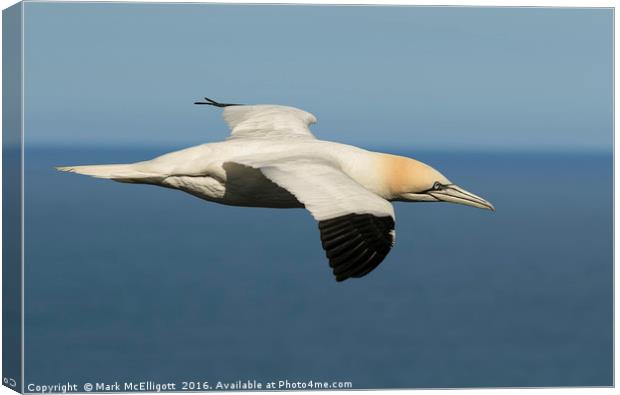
[336,150,417,200]
[369,153,443,199]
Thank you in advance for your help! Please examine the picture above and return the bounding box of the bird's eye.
[433,182,442,190]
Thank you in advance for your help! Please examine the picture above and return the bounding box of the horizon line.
[17,143,614,155]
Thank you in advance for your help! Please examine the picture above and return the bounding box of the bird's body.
[58,99,494,281]
[140,139,378,207]
[94,139,413,207]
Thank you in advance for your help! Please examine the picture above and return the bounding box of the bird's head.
[380,154,495,211]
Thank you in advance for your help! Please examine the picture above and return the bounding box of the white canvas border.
[0,1,615,395]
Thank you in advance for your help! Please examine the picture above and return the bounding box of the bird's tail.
[55,163,163,183]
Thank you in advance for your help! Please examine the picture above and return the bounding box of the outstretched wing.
[229,157,396,281]
[222,105,317,140]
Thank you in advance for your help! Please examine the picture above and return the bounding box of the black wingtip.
[194,97,242,107]
[318,213,395,282]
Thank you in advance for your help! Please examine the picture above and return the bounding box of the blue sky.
[23,3,612,151]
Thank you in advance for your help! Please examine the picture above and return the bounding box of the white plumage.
[224,104,317,140]
[58,99,493,281]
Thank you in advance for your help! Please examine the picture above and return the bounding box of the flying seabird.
[57,97,494,282]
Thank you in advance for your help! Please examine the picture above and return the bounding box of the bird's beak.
[429,184,495,211]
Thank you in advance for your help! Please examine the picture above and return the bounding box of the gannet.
[57,97,494,282]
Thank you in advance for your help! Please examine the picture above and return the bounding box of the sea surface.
[22,147,612,389]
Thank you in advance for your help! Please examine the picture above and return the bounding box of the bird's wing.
[222,105,317,140]
[229,156,395,281]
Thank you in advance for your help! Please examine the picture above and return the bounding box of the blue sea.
[23,147,612,389]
